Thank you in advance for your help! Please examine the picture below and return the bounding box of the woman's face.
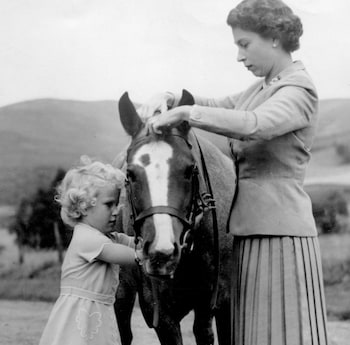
[232,27,277,79]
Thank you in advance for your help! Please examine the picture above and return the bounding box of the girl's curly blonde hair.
[55,156,125,227]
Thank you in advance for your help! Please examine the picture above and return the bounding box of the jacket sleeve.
[173,92,242,109]
[194,93,242,109]
[189,85,318,140]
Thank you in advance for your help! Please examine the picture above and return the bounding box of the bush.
[9,168,72,250]
[322,256,350,285]
[310,190,349,234]
[336,143,350,164]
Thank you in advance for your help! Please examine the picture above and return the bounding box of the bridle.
[124,128,220,328]
[124,130,212,253]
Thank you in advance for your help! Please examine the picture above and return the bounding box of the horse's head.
[119,90,199,277]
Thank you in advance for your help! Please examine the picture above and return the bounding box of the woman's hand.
[147,106,192,134]
[137,92,175,119]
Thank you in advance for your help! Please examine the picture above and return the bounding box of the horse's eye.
[127,169,136,182]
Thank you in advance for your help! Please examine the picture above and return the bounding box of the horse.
[115,90,236,345]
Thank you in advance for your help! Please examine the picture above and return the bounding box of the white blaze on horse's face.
[132,141,175,254]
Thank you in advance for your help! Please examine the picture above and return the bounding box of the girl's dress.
[39,223,131,345]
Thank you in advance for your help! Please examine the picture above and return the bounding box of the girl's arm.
[115,232,138,248]
[97,243,143,265]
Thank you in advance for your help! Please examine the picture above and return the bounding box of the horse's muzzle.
[143,247,180,278]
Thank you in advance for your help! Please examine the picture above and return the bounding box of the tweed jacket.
[189,61,318,237]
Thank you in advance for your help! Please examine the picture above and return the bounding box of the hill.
[1,97,350,205]
[0,99,130,205]
[306,98,350,181]
[313,98,350,150]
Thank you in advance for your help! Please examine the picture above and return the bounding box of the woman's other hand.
[137,92,175,120]
[147,106,192,134]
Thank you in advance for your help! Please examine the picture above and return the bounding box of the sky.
[1,0,349,107]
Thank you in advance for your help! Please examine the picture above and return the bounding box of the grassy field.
[1,226,350,322]
[319,233,350,321]
[0,230,60,301]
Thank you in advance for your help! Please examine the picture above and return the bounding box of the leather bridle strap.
[134,206,191,228]
[125,132,198,243]
[191,132,220,312]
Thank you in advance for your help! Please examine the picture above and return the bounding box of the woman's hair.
[55,156,125,227]
[227,0,303,52]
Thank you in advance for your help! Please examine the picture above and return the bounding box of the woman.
[140,0,329,344]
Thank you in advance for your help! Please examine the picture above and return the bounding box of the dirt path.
[0,299,195,345]
[1,299,349,345]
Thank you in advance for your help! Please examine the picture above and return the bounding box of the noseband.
[125,131,213,251]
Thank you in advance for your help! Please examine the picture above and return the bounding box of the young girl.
[39,157,142,345]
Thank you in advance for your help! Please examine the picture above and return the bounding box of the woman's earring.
[272,43,277,48]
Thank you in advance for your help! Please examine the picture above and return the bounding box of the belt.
[60,286,115,305]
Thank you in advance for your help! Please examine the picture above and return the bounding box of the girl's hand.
[135,249,144,266]
[137,92,174,119]
[147,106,191,134]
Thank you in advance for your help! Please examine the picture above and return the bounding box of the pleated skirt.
[231,236,329,345]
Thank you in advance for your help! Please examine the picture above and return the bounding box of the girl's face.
[232,27,277,80]
[82,184,120,234]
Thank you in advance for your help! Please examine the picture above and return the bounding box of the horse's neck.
[188,129,236,232]
[188,130,231,170]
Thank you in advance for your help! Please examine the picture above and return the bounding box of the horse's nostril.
[143,241,151,256]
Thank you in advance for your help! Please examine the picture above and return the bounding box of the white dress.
[39,223,129,345]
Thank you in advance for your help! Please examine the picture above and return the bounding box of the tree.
[336,143,350,164]
[312,191,349,234]
[9,198,32,263]
[10,168,72,262]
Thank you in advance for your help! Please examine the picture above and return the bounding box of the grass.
[0,269,60,301]
[318,233,350,321]
[0,229,61,301]
[325,281,350,321]
[1,227,350,320]
[320,233,350,284]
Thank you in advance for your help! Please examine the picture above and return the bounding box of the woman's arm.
[191,93,242,109]
[138,91,242,119]
[189,86,317,140]
[151,85,317,140]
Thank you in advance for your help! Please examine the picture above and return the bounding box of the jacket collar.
[262,60,305,88]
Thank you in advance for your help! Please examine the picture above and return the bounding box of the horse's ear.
[118,92,143,137]
[177,89,194,134]
[178,89,195,106]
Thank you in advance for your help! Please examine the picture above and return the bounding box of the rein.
[191,132,220,311]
